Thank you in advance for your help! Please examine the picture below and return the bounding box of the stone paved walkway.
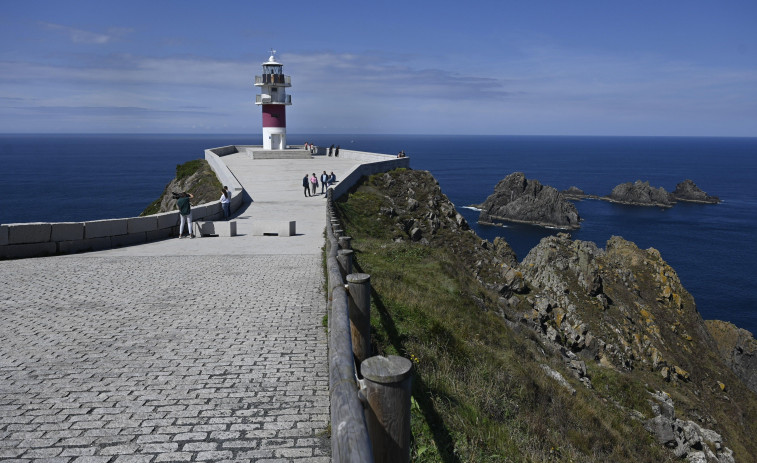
[0,153,366,462]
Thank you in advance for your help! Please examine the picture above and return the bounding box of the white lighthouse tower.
[254,50,291,150]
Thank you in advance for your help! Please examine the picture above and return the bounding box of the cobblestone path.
[0,254,329,462]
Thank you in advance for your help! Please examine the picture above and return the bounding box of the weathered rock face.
[607,180,675,207]
[141,160,223,216]
[672,179,721,204]
[477,172,581,229]
[705,320,757,393]
[645,391,735,463]
[519,234,724,378]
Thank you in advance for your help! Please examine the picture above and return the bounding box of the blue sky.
[1,0,755,136]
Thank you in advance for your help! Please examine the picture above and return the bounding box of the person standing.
[310,173,318,195]
[321,171,328,194]
[335,145,340,157]
[177,192,194,238]
[220,186,231,219]
[329,171,336,186]
[328,144,334,156]
[302,173,311,197]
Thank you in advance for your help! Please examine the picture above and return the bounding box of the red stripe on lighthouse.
[262,105,286,128]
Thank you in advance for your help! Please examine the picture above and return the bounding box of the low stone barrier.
[252,220,296,237]
[331,155,410,199]
[195,220,237,237]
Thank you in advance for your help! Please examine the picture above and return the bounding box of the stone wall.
[331,155,410,199]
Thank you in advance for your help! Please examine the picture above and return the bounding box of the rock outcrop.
[645,391,735,462]
[607,180,675,207]
[561,186,590,200]
[705,320,757,393]
[672,180,721,204]
[141,159,223,216]
[477,172,581,229]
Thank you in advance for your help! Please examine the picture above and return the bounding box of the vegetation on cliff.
[140,159,222,216]
[335,168,757,462]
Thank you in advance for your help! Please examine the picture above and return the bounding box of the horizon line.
[1,132,756,139]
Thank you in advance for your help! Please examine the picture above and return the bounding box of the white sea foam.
[462,206,481,212]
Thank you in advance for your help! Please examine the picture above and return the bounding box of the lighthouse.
[254,50,291,150]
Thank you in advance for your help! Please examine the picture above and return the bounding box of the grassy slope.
[336,171,677,463]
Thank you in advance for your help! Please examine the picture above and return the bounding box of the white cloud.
[39,22,131,45]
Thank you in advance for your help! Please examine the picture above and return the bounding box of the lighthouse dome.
[263,50,282,66]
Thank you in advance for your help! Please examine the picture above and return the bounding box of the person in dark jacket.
[321,171,328,194]
[177,192,194,238]
[302,174,311,197]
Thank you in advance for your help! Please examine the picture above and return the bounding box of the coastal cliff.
[336,168,757,462]
[141,159,223,216]
[477,172,581,229]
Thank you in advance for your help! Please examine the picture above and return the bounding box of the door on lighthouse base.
[271,134,282,150]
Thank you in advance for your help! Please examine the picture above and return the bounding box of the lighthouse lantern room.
[254,50,292,150]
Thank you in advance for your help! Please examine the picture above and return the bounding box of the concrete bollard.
[346,272,370,364]
[338,236,352,250]
[334,228,344,238]
[361,355,413,463]
[337,249,353,279]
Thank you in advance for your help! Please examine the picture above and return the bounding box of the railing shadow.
[353,259,462,463]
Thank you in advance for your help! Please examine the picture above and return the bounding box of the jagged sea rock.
[672,179,721,204]
[607,180,675,207]
[561,186,588,200]
[478,172,581,229]
[705,320,757,393]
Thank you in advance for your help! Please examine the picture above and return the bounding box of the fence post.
[346,273,371,364]
[337,249,353,279]
[338,236,352,250]
[361,355,413,463]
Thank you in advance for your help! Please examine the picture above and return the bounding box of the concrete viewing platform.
[0,152,404,462]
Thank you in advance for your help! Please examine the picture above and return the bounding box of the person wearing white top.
[220,186,231,220]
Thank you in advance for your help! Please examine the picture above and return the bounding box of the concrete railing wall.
[331,155,410,199]
[1,152,246,260]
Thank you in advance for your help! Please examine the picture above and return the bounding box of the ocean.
[1,134,755,335]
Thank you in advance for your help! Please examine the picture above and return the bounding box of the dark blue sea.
[1,134,755,335]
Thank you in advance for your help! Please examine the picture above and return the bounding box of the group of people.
[397,150,407,158]
[303,142,317,154]
[303,171,337,197]
[327,144,340,156]
[302,142,341,157]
